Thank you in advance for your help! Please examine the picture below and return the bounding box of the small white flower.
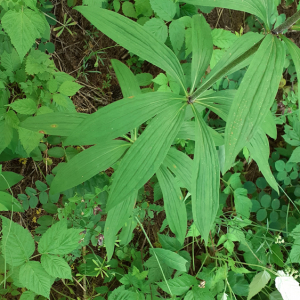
[275,270,300,300]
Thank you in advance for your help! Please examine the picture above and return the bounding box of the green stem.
[272,10,300,34]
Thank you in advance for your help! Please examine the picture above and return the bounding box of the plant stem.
[272,10,300,34]
[82,246,87,300]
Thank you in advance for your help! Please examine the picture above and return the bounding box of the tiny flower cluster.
[284,267,299,280]
[275,234,285,244]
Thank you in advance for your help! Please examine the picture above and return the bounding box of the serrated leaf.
[150,248,187,272]
[106,101,186,211]
[50,140,130,194]
[0,191,24,212]
[1,216,35,266]
[169,19,185,55]
[144,18,168,44]
[38,219,82,255]
[191,14,213,92]
[18,127,43,155]
[156,165,187,244]
[19,261,52,299]
[65,92,185,145]
[192,106,220,243]
[105,192,136,261]
[20,112,88,136]
[58,81,82,96]
[211,28,238,48]
[20,291,36,300]
[2,8,45,60]
[224,35,285,171]
[1,49,21,72]
[149,0,176,22]
[247,270,271,300]
[41,254,72,279]
[111,59,141,98]
[9,98,37,115]
[74,6,186,91]
[53,93,68,107]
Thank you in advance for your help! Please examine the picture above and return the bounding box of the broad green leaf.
[289,146,300,163]
[0,171,23,190]
[111,59,141,98]
[224,35,285,171]
[145,255,173,283]
[176,120,224,147]
[53,94,68,107]
[144,18,168,44]
[20,291,36,300]
[247,270,271,300]
[8,98,37,115]
[184,288,214,300]
[150,248,187,272]
[20,112,88,136]
[184,0,272,31]
[247,128,278,193]
[104,192,137,261]
[50,140,130,194]
[74,6,186,91]
[211,28,238,48]
[234,188,252,219]
[192,106,220,243]
[19,261,52,299]
[163,147,193,191]
[135,0,152,16]
[1,49,21,72]
[149,0,176,22]
[169,19,185,55]
[136,73,153,86]
[157,273,197,296]
[38,219,82,255]
[65,92,185,145]
[47,147,65,158]
[190,14,213,92]
[1,216,35,266]
[282,36,300,120]
[41,254,72,279]
[0,120,13,154]
[269,291,284,300]
[191,32,264,100]
[58,81,82,96]
[106,102,186,211]
[289,243,300,263]
[0,192,24,212]
[122,1,137,18]
[156,165,187,244]
[18,127,43,155]
[2,8,45,60]
[262,111,277,139]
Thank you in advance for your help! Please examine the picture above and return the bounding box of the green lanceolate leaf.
[2,8,46,60]
[65,92,185,145]
[111,59,141,98]
[19,261,52,299]
[20,112,88,136]
[247,270,271,300]
[50,140,130,194]
[1,216,35,266]
[247,128,278,193]
[281,36,300,120]
[194,90,236,120]
[191,106,220,243]
[0,171,23,190]
[75,6,186,92]
[191,32,264,101]
[163,147,193,191]
[106,101,186,211]
[224,35,285,171]
[104,192,137,261]
[156,165,187,244]
[190,14,213,92]
[184,0,272,31]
